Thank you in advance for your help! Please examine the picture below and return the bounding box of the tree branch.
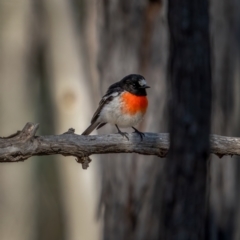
[0,123,239,169]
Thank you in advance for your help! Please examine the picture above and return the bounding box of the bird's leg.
[115,125,129,140]
[132,127,145,140]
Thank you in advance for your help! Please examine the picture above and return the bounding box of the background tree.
[163,0,211,239]
[209,0,240,239]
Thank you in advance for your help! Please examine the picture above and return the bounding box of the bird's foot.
[115,125,129,140]
[118,131,129,140]
[132,127,145,141]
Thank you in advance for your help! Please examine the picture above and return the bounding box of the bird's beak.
[143,85,150,89]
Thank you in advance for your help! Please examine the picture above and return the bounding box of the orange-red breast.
[82,74,150,139]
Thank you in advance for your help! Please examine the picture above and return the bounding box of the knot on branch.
[76,156,92,170]
[63,128,75,134]
[19,122,39,140]
[159,149,168,158]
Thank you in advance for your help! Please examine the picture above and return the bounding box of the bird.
[82,74,150,140]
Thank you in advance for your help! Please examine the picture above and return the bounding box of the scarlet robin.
[82,74,150,140]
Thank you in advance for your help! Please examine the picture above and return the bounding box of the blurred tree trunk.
[208,0,240,239]
[40,0,101,239]
[163,1,211,239]
[0,0,36,240]
[98,0,168,239]
[31,3,66,237]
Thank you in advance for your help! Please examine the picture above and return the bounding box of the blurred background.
[0,0,239,239]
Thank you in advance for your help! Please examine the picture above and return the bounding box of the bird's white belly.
[99,97,145,128]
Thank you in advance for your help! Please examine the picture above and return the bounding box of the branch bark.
[0,123,239,168]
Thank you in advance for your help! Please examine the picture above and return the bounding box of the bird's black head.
[120,74,150,96]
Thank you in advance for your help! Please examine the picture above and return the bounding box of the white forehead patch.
[138,79,147,86]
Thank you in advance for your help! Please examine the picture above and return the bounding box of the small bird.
[82,74,150,139]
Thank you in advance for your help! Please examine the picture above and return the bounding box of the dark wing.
[91,80,123,123]
[82,94,115,135]
[82,81,123,135]
[91,88,122,124]
[90,95,114,124]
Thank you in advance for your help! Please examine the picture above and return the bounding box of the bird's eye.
[132,83,137,88]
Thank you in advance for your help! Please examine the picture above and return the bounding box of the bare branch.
[0,123,239,168]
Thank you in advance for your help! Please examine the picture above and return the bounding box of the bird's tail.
[82,121,100,135]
